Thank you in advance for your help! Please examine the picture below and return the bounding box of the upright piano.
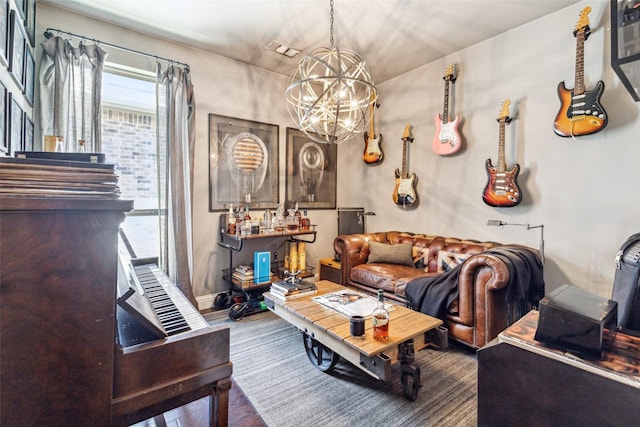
[0,195,232,426]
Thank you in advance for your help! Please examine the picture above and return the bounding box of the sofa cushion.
[437,250,471,272]
[350,263,431,296]
[366,241,414,266]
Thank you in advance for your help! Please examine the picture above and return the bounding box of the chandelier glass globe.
[285,46,377,144]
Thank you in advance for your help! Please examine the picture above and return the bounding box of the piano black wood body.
[0,196,232,426]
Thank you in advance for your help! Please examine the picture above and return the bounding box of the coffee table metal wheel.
[302,332,340,372]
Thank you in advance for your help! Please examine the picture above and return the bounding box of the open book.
[313,289,394,318]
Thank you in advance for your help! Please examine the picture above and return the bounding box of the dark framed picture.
[208,114,279,211]
[285,127,337,210]
[23,112,33,151]
[9,10,25,91]
[9,94,23,154]
[0,82,7,154]
[24,0,35,47]
[0,0,8,66]
[23,46,33,105]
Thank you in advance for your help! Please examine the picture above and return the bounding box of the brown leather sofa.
[333,231,542,348]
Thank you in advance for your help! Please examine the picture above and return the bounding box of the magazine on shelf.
[312,289,395,318]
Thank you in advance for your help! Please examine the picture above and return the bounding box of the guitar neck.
[401,139,408,177]
[401,125,411,178]
[442,80,450,124]
[368,111,375,136]
[574,30,586,95]
[497,119,507,172]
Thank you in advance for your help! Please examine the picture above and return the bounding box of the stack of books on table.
[269,279,317,301]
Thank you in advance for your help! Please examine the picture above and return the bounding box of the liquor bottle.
[294,202,302,227]
[227,204,236,234]
[300,210,311,231]
[372,289,390,341]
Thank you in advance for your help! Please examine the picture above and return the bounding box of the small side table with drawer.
[319,258,341,284]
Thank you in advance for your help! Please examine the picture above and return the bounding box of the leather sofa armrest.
[333,232,388,286]
[458,253,511,345]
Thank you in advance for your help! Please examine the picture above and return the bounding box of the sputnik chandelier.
[284,0,377,144]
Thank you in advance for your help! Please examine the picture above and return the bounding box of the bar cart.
[216,215,316,320]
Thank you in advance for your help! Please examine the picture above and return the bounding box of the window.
[101,64,160,259]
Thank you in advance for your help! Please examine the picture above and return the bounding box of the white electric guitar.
[432,64,461,155]
[392,125,417,208]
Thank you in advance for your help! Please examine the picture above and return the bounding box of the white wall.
[344,0,638,298]
[37,0,637,308]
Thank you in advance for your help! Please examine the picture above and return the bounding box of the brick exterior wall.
[101,107,158,208]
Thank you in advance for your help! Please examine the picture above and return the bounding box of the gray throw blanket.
[404,246,544,324]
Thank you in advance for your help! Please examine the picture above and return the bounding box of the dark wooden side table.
[478,310,640,426]
[319,258,341,284]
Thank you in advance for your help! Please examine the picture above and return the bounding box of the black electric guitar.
[482,100,522,208]
[553,6,607,137]
[392,125,417,208]
[363,91,383,164]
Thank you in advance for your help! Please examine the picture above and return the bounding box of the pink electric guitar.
[432,64,461,155]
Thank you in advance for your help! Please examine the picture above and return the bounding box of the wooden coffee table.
[263,280,444,400]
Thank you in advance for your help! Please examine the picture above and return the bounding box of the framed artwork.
[23,46,33,105]
[24,0,35,47]
[9,10,25,91]
[9,94,23,154]
[23,112,33,151]
[208,114,279,211]
[0,82,7,154]
[0,0,8,66]
[285,127,337,210]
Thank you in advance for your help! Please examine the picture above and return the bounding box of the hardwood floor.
[133,378,267,427]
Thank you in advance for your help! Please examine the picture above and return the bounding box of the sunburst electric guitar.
[554,6,607,137]
[432,64,461,155]
[363,92,383,164]
[392,125,417,208]
[482,100,522,208]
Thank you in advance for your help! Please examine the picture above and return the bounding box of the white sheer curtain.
[156,64,197,306]
[39,36,106,152]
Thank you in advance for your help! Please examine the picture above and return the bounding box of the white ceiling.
[41,0,581,83]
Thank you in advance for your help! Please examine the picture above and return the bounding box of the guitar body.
[393,168,417,207]
[482,159,522,208]
[554,80,607,137]
[363,131,384,164]
[432,113,461,155]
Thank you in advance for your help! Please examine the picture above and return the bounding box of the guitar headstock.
[443,64,457,83]
[496,99,512,124]
[402,125,413,142]
[573,6,591,39]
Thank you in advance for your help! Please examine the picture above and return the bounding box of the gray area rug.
[206,309,477,427]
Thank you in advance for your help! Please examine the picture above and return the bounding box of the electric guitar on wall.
[482,100,522,208]
[363,91,383,164]
[432,64,461,155]
[553,6,607,138]
[392,125,418,208]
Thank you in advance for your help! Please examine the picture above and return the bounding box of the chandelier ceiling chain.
[329,0,334,48]
[284,0,377,144]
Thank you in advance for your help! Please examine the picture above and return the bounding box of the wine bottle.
[372,289,390,341]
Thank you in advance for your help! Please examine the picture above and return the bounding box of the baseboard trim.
[196,293,218,311]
